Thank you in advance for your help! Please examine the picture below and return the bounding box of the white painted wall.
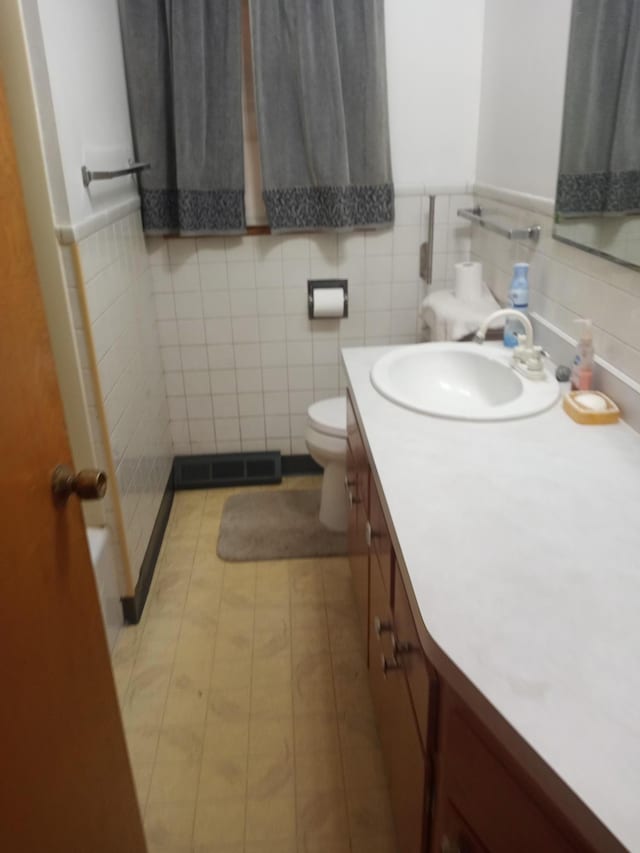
[472,1,640,395]
[31,0,137,227]
[25,0,487,224]
[385,0,485,187]
[475,0,572,200]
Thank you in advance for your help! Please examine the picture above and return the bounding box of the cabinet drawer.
[345,441,358,509]
[369,480,392,595]
[347,445,370,659]
[347,390,369,511]
[369,558,428,853]
[438,693,581,853]
[394,571,433,753]
[346,441,368,522]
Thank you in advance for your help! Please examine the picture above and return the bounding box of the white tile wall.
[470,194,640,387]
[73,210,173,591]
[149,191,469,455]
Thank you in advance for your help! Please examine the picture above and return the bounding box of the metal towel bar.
[81,161,150,188]
[457,206,541,241]
[419,194,436,283]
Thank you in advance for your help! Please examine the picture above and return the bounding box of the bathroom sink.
[370,342,559,421]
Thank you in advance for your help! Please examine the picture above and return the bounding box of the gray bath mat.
[217,489,347,562]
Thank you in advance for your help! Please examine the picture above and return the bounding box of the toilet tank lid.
[308,396,347,438]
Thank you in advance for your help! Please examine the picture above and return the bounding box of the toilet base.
[318,460,348,532]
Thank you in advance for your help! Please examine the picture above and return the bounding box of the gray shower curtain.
[248,0,394,232]
[556,0,640,216]
[118,1,245,235]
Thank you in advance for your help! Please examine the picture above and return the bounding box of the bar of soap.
[563,391,620,424]
[574,392,608,412]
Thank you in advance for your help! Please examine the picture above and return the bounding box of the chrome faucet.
[474,308,534,347]
[474,309,546,380]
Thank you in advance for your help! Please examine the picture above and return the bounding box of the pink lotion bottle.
[570,319,594,391]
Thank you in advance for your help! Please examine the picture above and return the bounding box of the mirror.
[553,0,640,270]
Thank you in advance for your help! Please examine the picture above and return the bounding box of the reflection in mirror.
[554,0,640,270]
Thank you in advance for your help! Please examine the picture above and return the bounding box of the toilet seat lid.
[308,396,347,438]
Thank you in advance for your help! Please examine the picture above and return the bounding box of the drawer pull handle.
[392,634,413,656]
[441,837,462,853]
[344,475,360,508]
[381,653,401,676]
[374,616,393,636]
[365,521,380,547]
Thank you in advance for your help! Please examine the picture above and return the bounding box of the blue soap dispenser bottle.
[504,262,529,347]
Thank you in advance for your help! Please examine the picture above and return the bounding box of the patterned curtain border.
[556,171,640,217]
[141,189,246,235]
[263,184,394,232]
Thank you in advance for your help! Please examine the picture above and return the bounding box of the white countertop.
[343,344,640,853]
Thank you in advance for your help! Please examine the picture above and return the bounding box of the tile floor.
[111,476,398,853]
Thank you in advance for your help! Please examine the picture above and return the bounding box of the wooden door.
[0,79,147,852]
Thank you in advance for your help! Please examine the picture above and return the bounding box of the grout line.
[289,544,300,847]
[324,559,357,852]
[141,491,204,828]
[124,480,391,849]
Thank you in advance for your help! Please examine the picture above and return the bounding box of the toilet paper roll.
[454,261,484,302]
[311,287,345,318]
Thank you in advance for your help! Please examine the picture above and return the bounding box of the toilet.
[305,396,348,532]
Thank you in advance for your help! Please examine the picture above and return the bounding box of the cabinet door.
[369,473,392,595]
[433,687,587,853]
[347,391,370,657]
[369,554,428,853]
[394,568,435,753]
[436,802,488,853]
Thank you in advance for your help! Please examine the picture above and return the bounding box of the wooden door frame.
[0,1,137,597]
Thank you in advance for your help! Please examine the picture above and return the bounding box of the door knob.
[51,464,107,501]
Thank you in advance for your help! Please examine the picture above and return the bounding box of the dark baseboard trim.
[281,454,322,476]
[121,471,174,625]
[119,452,319,624]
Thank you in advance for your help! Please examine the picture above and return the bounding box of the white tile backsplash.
[149,190,468,453]
[471,192,640,388]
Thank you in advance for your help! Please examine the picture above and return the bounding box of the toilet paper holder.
[308,279,349,319]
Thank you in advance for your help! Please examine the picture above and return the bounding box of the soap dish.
[563,391,620,424]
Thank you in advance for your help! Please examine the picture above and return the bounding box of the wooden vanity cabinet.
[369,548,432,853]
[438,803,489,853]
[348,391,433,852]
[431,686,588,853]
[346,390,370,658]
[345,392,603,853]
